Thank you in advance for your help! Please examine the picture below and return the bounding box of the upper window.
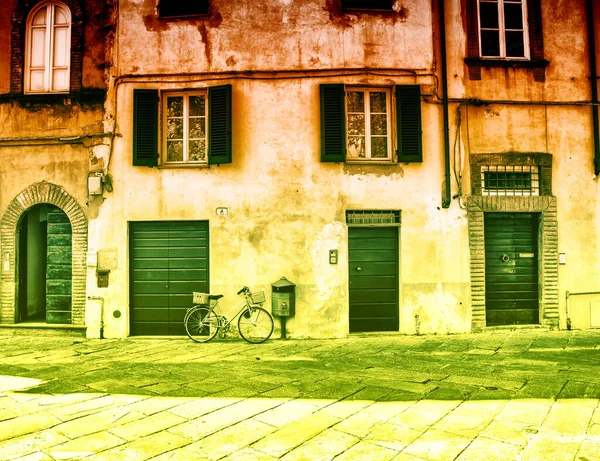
[133,85,232,167]
[478,0,528,59]
[341,0,394,11]
[25,1,71,94]
[465,0,547,81]
[158,0,209,18]
[320,84,422,164]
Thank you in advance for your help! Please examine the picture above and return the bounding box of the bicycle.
[184,286,274,344]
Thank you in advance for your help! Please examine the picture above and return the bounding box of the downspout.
[439,0,452,208]
[587,0,600,175]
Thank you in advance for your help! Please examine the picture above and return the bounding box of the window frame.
[481,165,540,196]
[345,87,393,162]
[161,90,209,165]
[477,0,529,60]
[320,84,422,164]
[465,0,547,81]
[132,85,232,167]
[24,1,71,94]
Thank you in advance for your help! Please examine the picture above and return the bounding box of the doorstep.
[0,322,87,338]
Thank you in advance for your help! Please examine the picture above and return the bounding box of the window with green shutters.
[320,84,422,163]
[133,84,232,167]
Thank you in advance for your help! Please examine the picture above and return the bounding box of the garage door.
[130,221,209,335]
[349,227,399,332]
[484,212,539,326]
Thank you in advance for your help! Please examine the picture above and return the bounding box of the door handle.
[356,267,362,271]
[500,254,510,263]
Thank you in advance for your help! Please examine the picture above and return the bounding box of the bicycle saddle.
[209,294,223,300]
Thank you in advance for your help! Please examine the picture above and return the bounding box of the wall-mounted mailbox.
[97,270,110,288]
[272,276,296,317]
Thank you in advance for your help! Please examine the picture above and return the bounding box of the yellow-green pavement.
[0,330,599,460]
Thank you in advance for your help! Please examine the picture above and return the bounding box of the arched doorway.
[17,204,72,323]
[1,181,87,325]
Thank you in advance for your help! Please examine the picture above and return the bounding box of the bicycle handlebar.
[237,286,249,295]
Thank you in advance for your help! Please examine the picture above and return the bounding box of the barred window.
[481,165,539,196]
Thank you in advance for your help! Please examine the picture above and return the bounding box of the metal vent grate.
[481,165,539,196]
[346,210,401,226]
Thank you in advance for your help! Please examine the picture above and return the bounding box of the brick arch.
[0,181,87,325]
[10,0,85,94]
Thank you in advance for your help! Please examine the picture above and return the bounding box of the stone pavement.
[0,329,599,460]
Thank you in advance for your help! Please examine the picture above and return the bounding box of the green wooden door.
[130,221,209,335]
[349,227,399,332]
[484,212,539,326]
[46,208,72,324]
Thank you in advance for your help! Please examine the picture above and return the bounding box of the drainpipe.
[439,0,452,208]
[587,0,600,175]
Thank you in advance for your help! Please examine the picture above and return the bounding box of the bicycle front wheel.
[238,306,274,344]
[185,306,219,343]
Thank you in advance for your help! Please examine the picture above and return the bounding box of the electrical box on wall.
[329,249,338,264]
[88,175,103,195]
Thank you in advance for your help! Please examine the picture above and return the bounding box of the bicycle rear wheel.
[185,306,219,343]
[238,306,274,344]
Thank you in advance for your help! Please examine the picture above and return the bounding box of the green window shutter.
[396,85,423,163]
[133,89,159,166]
[208,84,232,165]
[320,84,346,162]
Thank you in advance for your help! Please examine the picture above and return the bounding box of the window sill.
[346,160,394,165]
[464,58,550,82]
[158,162,210,169]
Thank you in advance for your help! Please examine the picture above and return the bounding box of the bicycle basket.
[250,291,266,304]
[192,292,211,305]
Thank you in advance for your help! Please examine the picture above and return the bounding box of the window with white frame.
[25,1,71,93]
[478,0,529,59]
[346,88,392,161]
[164,92,208,164]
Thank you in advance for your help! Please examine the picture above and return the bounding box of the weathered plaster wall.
[92,82,470,338]
[83,0,476,339]
[118,0,433,74]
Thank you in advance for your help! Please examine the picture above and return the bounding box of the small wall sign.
[216,207,228,216]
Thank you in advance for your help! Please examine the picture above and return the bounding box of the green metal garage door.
[484,212,539,326]
[349,227,399,332]
[130,221,209,335]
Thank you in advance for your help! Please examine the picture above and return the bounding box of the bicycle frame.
[207,296,254,331]
[184,289,262,331]
[184,286,274,343]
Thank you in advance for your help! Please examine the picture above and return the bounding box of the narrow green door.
[484,212,539,326]
[349,227,399,332]
[130,221,209,335]
[46,208,72,324]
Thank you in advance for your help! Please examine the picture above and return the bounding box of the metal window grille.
[481,165,539,196]
[346,210,401,226]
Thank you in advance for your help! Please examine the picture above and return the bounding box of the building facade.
[0,0,114,333]
[1,0,599,338]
